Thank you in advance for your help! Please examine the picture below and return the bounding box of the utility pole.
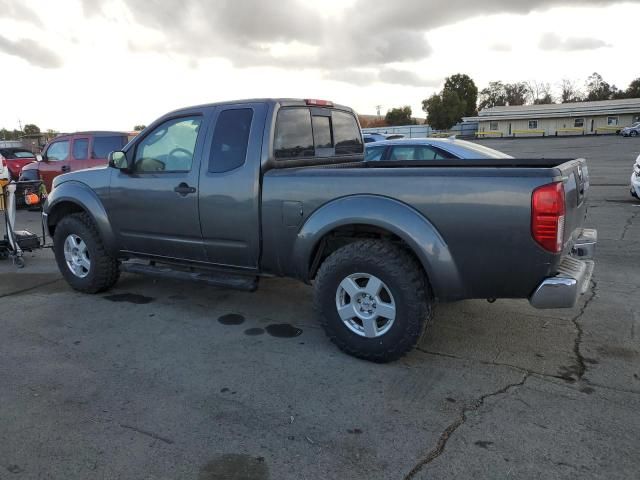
[375,105,382,118]
[18,119,23,134]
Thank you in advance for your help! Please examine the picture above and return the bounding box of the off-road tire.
[314,239,432,362]
[53,213,119,293]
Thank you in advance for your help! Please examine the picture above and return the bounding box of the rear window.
[0,149,34,159]
[92,135,127,159]
[209,108,253,173]
[274,107,363,160]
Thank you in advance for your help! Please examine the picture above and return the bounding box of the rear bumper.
[529,229,597,309]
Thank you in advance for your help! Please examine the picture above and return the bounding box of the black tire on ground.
[53,212,119,293]
[631,131,638,137]
[313,239,432,363]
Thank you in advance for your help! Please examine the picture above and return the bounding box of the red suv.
[20,131,129,192]
[0,147,37,180]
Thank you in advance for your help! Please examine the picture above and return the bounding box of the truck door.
[107,112,209,261]
[198,102,267,269]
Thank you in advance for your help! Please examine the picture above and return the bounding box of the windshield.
[454,140,514,159]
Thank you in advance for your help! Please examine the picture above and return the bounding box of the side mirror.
[108,151,129,170]
[36,154,43,162]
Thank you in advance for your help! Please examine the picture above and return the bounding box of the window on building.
[528,120,538,129]
[489,121,498,131]
[607,117,618,126]
[208,108,253,173]
[633,115,640,123]
[574,118,585,128]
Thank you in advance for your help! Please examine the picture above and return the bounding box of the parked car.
[20,131,129,192]
[621,122,640,137]
[630,154,640,198]
[44,98,596,362]
[0,147,36,180]
[363,133,404,143]
[365,137,514,161]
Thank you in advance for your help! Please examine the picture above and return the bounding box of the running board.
[121,262,258,292]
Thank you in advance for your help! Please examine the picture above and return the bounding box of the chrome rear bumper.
[529,229,597,309]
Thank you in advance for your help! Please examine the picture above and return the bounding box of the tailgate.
[557,158,589,251]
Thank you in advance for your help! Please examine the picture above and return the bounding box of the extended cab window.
[73,139,89,160]
[209,108,253,173]
[134,117,202,172]
[92,136,127,159]
[332,110,363,155]
[274,108,314,159]
[46,140,70,161]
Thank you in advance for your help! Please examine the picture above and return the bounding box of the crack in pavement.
[621,210,640,240]
[403,372,530,479]
[0,278,61,299]
[569,280,598,382]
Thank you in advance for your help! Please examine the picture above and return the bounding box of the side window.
[209,108,253,173]
[72,139,89,160]
[92,136,127,159]
[389,146,416,160]
[364,146,385,161]
[274,108,314,159]
[332,110,363,155]
[134,116,202,172]
[46,140,70,162]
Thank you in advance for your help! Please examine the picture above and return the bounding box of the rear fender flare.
[292,195,465,300]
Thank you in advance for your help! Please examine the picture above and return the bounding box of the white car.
[630,154,640,198]
[621,122,640,137]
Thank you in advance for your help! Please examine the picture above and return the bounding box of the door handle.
[61,165,70,172]
[174,182,196,196]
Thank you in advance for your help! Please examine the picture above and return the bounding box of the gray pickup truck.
[44,98,596,362]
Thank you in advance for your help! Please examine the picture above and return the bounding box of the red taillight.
[305,99,333,107]
[532,182,565,253]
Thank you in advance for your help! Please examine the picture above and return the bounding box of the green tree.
[622,77,640,99]
[585,72,618,101]
[478,81,507,110]
[504,82,529,106]
[385,106,415,126]
[23,124,40,135]
[133,124,146,131]
[443,74,478,117]
[423,91,466,130]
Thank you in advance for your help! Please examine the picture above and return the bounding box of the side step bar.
[121,262,258,292]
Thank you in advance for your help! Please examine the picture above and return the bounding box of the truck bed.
[261,158,588,301]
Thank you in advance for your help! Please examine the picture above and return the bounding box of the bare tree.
[526,81,554,104]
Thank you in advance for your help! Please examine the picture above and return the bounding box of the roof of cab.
[166,98,354,117]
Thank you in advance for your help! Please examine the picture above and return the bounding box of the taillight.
[305,99,333,107]
[532,181,565,253]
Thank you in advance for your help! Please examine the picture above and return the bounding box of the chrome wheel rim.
[63,234,90,278]
[335,273,396,338]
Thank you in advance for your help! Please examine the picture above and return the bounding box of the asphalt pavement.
[0,135,638,479]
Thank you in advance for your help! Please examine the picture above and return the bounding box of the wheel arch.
[292,195,465,301]
[45,181,117,254]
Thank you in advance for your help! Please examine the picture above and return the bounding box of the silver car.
[621,122,640,137]
[364,137,514,161]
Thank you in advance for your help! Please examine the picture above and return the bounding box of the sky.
[0,0,638,132]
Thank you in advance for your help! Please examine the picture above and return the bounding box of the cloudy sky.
[0,0,637,132]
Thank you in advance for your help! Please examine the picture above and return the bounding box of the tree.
[504,82,529,106]
[527,81,554,105]
[133,124,146,131]
[23,124,40,135]
[621,77,640,99]
[585,72,618,101]
[423,91,467,130]
[443,74,478,117]
[385,106,415,126]
[559,79,584,103]
[478,82,507,110]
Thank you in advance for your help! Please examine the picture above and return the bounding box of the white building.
[465,98,640,137]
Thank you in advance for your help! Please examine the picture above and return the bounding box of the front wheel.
[631,131,639,137]
[53,213,119,293]
[314,240,432,362]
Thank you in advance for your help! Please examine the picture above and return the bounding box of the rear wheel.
[314,239,432,362]
[631,131,638,137]
[53,213,119,293]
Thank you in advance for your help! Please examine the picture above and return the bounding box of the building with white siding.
[465,98,640,137]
